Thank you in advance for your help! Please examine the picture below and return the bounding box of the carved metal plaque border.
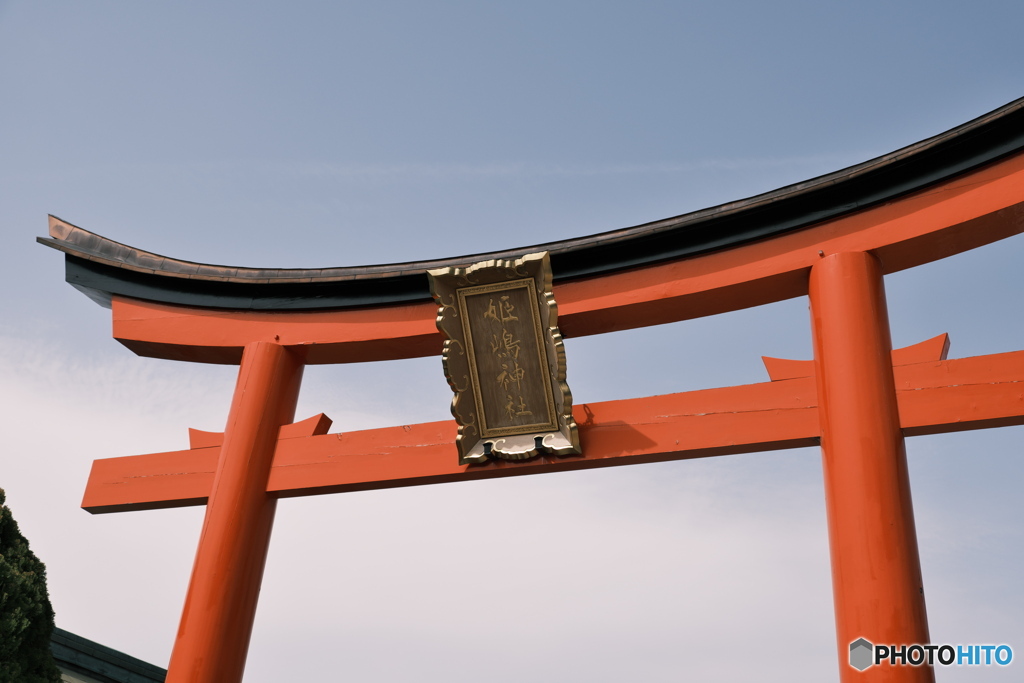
[428,252,581,465]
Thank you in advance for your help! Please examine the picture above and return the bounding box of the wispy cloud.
[0,331,839,680]
[263,155,861,179]
[4,153,867,185]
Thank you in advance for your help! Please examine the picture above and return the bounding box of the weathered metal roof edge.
[39,96,1024,310]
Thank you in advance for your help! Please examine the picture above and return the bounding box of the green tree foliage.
[0,488,62,683]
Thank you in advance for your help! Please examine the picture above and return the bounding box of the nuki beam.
[82,334,1024,514]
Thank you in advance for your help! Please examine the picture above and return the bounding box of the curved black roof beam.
[39,96,1024,311]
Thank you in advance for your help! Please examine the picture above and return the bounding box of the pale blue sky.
[1,2,1023,681]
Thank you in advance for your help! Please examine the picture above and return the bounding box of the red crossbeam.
[82,344,1024,514]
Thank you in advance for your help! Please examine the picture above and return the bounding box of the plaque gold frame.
[428,252,581,465]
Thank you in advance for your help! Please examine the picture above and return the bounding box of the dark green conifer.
[0,488,63,683]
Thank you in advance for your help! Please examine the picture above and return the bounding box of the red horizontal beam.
[110,155,1024,365]
[82,349,1024,513]
[83,376,818,513]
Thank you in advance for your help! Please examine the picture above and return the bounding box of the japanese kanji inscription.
[428,252,581,464]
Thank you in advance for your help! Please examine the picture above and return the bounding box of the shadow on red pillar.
[810,252,932,682]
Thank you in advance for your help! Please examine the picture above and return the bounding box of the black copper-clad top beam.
[39,96,1024,311]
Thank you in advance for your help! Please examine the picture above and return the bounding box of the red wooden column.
[166,342,304,683]
[809,252,931,681]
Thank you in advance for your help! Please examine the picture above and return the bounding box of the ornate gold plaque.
[428,252,581,465]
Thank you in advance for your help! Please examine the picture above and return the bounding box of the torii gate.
[41,97,1024,682]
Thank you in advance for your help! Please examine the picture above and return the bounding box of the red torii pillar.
[811,252,930,681]
[166,343,304,683]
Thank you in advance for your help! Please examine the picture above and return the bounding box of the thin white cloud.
[3,153,866,184]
